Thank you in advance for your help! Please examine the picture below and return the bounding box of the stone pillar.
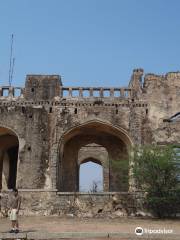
[20,88,25,98]
[68,88,72,97]
[120,88,124,97]
[89,88,93,97]
[103,163,109,191]
[59,86,63,98]
[100,88,104,98]
[9,87,14,98]
[129,89,132,98]
[110,88,114,97]
[79,88,83,97]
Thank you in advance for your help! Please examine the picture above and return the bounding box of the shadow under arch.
[0,126,19,190]
[58,120,133,192]
[59,120,133,147]
[80,157,102,166]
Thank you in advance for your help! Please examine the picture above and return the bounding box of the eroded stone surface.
[0,69,179,216]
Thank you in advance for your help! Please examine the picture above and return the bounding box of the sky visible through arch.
[0,0,180,191]
[79,162,103,192]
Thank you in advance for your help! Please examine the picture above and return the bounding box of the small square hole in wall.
[83,90,89,97]
[103,90,110,97]
[49,107,52,113]
[72,90,79,97]
[63,90,69,97]
[14,89,21,97]
[74,108,77,114]
[27,146,31,151]
[31,88,35,93]
[2,89,9,97]
[93,90,99,97]
[114,90,120,97]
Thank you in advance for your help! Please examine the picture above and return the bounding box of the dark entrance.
[0,127,19,190]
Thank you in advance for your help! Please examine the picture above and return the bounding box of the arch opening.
[79,158,103,192]
[78,143,109,191]
[58,121,132,192]
[0,127,19,190]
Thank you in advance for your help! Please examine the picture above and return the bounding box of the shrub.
[133,145,180,218]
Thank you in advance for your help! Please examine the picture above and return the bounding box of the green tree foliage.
[133,145,180,218]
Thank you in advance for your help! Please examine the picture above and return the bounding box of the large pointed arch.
[59,120,133,147]
[58,120,133,192]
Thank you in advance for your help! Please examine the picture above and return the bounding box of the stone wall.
[0,190,144,218]
[0,69,179,214]
[0,105,49,189]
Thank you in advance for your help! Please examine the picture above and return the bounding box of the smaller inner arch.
[79,158,103,192]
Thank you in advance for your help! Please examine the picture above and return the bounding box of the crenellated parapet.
[0,85,132,101]
[0,69,179,102]
[60,86,131,98]
[0,86,24,98]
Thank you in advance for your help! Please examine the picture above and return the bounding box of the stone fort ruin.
[0,68,179,216]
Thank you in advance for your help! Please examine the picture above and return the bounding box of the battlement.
[0,85,132,100]
[0,86,24,98]
[60,86,131,98]
[0,69,179,101]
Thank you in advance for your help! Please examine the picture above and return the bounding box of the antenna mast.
[8,34,15,86]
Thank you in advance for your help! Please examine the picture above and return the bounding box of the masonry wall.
[142,73,180,144]
[0,69,179,194]
[0,190,142,217]
[0,105,49,189]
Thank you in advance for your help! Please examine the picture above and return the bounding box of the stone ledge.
[0,189,58,193]
[0,232,180,239]
[0,100,148,107]
[56,191,137,195]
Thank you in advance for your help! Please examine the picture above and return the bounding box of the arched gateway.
[0,127,19,190]
[58,120,133,192]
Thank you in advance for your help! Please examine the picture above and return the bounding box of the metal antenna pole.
[8,34,14,86]
[10,57,15,85]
